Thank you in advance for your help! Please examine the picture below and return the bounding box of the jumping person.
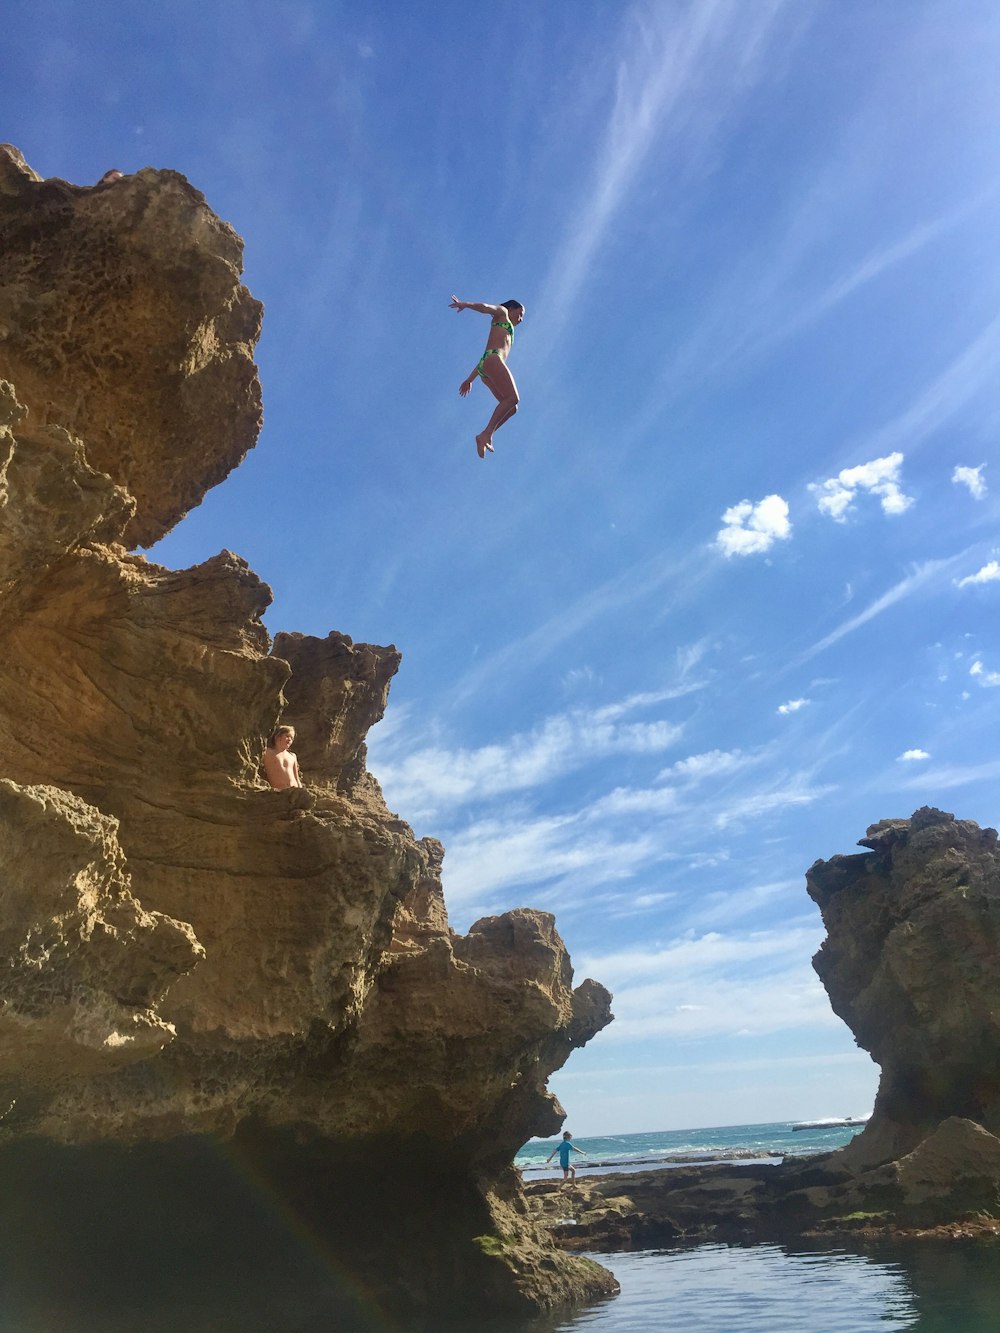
[450,295,525,458]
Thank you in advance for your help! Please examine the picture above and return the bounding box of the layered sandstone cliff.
[0,145,615,1329]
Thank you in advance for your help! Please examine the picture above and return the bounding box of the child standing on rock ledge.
[547,1131,587,1189]
[263,725,301,789]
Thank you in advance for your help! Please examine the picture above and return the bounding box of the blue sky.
[8,1,1000,1134]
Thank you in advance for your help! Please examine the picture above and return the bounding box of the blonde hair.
[268,725,295,748]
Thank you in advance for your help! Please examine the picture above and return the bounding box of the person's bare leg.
[476,361,519,456]
[475,377,501,457]
[490,399,519,432]
[477,395,518,449]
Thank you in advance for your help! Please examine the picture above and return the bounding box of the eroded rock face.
[0,148,615,1324]
[272,629,400,793]
[0,143,262,548]
[0,780,201,1085]
[807,806,1000,1168]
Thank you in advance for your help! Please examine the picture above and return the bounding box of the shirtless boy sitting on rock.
[263,725,301,789]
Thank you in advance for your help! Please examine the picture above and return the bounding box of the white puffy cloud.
[956,560,1000,588]
[809,451,913,522]
[715,494,791,557]
[777,698,809,715]
[952,464,986,499]
[970,659,1000,687]
[897,749,929,762]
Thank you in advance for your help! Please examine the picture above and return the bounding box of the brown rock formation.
[807,806,1000,1170]
[0,780,201,1084]
[528,807,1000,1256]
[0,148,615,1327]
[0,143,262,548]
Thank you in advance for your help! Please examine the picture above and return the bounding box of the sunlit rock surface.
[0,146,615,1326]
[0,143,262,548]
[529,808,1000,1254]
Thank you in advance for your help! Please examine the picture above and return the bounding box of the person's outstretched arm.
[451,295,504,318]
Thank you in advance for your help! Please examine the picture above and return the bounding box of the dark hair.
[502,300,523,312]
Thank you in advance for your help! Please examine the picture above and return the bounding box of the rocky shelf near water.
[528,1115,1000,1251]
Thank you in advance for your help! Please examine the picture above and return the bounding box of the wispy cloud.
[713,780,834,830]
[896,757,1000,792]
[436,754,837,922]
[447,551,711,708]
[809,451,913,522]
[639,169,993,420]
[657,748,751,782]
[440,809,663,911]
[953,464,987,499]
[531,0,793,355]
[576,925,837,1039]
[715,494,791,557]
[561,665,599,693]
[683,878,800,930]
[373,698,683,821]
[586,785,682,818]
[854,312,1000,462]
[794,555,965,665]
[777,207,986,343]
[956,560,1000,588]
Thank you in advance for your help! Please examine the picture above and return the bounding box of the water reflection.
[499,1238,1000,1333]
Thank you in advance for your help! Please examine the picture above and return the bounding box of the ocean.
[515,1119,869,1176]
[509,1122,1000,1332]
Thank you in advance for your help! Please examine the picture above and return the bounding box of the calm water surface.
[511,1241,1000,1333]
[509,1124,1000,1331]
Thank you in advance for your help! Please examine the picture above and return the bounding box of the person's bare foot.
[476,433,494,458]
